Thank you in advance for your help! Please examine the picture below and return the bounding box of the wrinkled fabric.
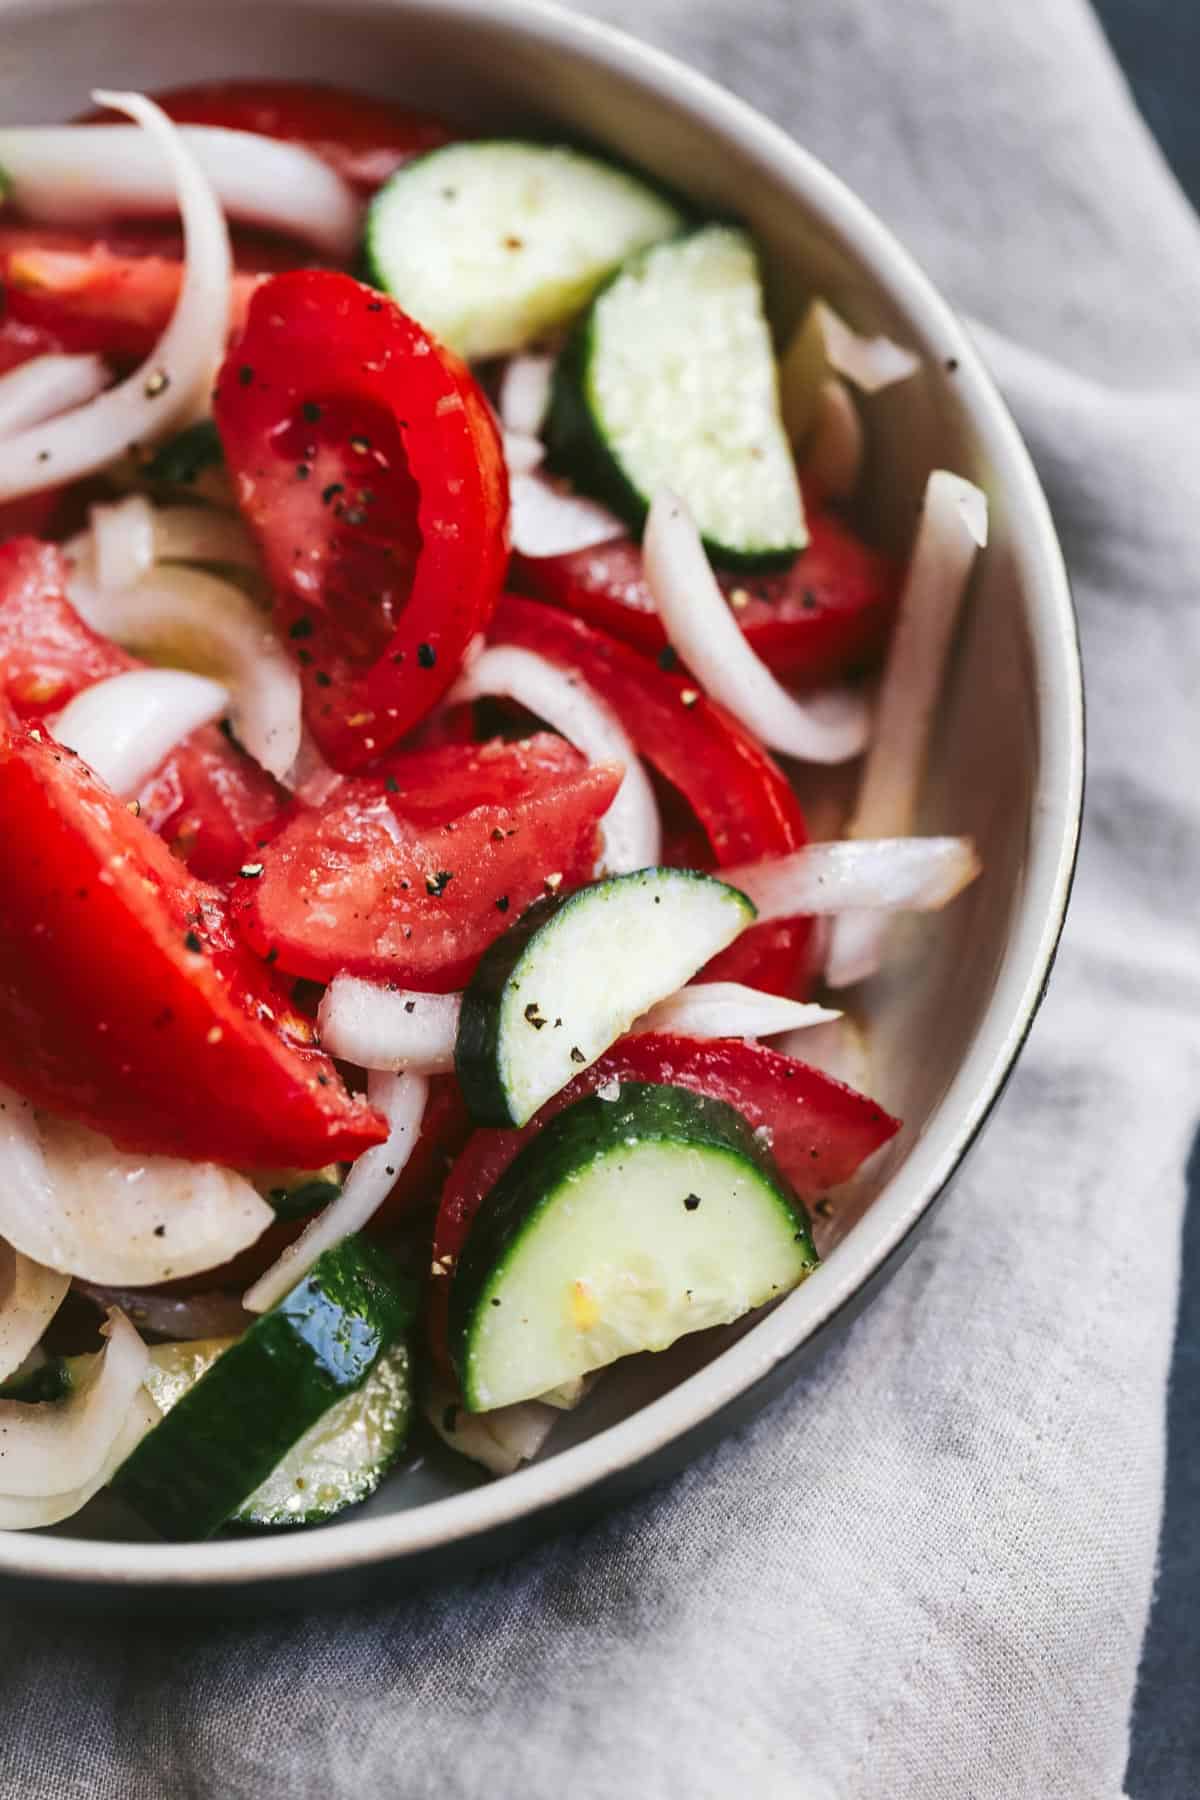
[2,2,1198,1796]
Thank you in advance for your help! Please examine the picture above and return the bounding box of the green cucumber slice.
[455,868,755,1128]
[450,1081,817,1410]
[251,1165,344,1220]
[110,1235,414,1540]
[363,140,684,359]
[545,223,806,568]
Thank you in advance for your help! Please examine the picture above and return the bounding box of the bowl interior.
[0,0,1081,1578]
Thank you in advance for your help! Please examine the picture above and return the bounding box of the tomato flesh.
[490,596,815,995]
[514,503,898,685]
[0,539,284,881]
[213,272,510,769]
[234,734,620,988]
[428,1032,900,1367]
[0,714,384,1165]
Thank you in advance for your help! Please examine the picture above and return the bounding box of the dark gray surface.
[1088,7,1200,1793]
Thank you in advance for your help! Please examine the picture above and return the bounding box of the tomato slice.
[513,503,898,685]
[0,714,385,1165]
[234,734,620,988]
[427,1031,900,1367]
[93,80,453,194]
[0,539,284,881]
[490,596,815,995]
[0,226,304,362]
[213,271,510,770]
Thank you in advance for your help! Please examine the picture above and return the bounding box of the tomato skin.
[514,504,898,685]
[427,1032,900,1366]
[213,272,510,769]
[0,715,385,1165]
[0,539,285,881]
[95,80,453,194]
[489,596,815,995]
[234,734,620,988]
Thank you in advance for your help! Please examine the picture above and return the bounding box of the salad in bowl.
[0,80,984,1540]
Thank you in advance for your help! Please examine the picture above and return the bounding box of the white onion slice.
[0,93,231,502]
[0,352,109,439]
[499,353,555,437]
[510,472,626,558]
[0,1244,69,1385]
[0,1308,147,1499]
[643,490,870,764]
[68,562,300,783]
[504,431,545,477]
[0,1085,275,1286]
[721,837,980,923]
[782,299,919,442]
[152,504,258,569]
[425,1375,558,1475]
[449,644,660,872]
[0,122,359,257]
[244,1073,428,1315]
[776,1016,872,1092]
[92,493,157,591]
[801,377,865,501]
[826,471,987,987]
[632,984,840,1041]
[0,1388,159,1530]
[319,978,460,1075]
[52,668,230,797]
[74,1282,252,1342]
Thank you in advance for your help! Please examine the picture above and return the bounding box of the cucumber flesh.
[546,224,806,569]
[455,868,755,1128]
[363,140,683,360]
[450,1081,817,1411]
[110,1235,414,1539]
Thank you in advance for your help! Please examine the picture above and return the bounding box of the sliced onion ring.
[632,984,840,1041]
[510,471,626,559]
[504,431,545,477]
[92,493,156,591]
[782,299,919,442]
[643,489,870,764]
[0,1084,274,1286]
[74,1282,252,1342]
[319,978,460,1075]
[0,1243,69,1384]
[67,561,301,784]
[0,352,109,439]
[826,471,987,986]
[0,93,232,502]
[0,1389,159,1531]
[0,1307,148,1499]
[450,644,660,872]
[425,1374,558,1475]
[53,668,230,797]
[801,377,865,501]
[244,1072,428,1314]
[0,122,359,257]
[499,354,555,437]
[721,837,980,923]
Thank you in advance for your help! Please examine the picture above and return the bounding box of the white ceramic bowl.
[0,0,1082,1606]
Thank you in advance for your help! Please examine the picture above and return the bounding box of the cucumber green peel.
[111,1235,415,1540]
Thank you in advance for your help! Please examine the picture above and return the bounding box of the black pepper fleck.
[183,930,203,953]
[302,401,322,423]
[496,895,510,913]
[314,670,333,688]
[239,365,255,386]
[524,1002,547,1029]
[683,1193,701,1211]
[426,870,454,897]
[570,1046,586,1064]
[289,617,314,640]
[657,645,679,672]
[417,643,437,669]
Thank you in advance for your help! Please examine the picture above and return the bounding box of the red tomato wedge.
[427,1032,900,1367]
[0,715,385,1165]
[0,226,305,362]
[0,539,283,881]
[514,503,899,685]
[489,596,815,995]
[234,734,620,988]
[91,80,453,194]
[213,272,510,769]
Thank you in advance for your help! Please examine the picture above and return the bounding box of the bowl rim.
[0,0,1084,1590]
